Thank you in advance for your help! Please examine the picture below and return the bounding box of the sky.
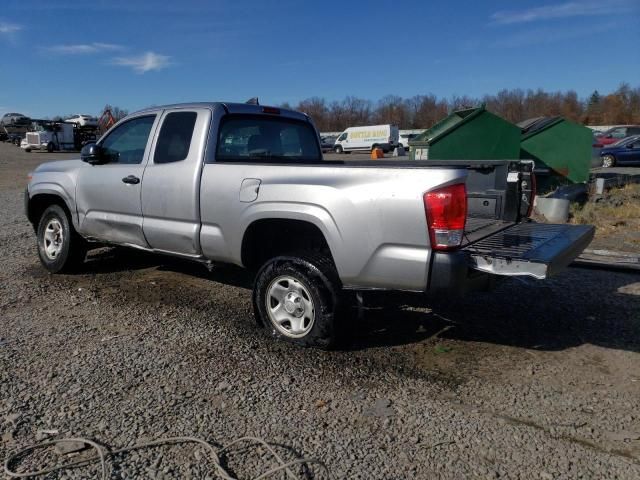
[0,0,638,119]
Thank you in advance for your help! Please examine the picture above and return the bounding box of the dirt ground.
[1,142,640,478]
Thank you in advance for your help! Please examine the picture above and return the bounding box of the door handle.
[122,175,140,185]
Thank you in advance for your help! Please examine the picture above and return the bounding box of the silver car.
[1,112,30,126]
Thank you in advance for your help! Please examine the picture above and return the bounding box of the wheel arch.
[240,217,339,273]
[27,190,75,231]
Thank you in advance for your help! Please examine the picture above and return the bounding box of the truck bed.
[463,216,512,245]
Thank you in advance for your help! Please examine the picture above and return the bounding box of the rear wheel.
[253,254,346,349]
[601,154,616,168]
[36,205,87,273]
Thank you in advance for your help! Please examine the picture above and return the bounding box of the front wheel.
[253,254,346,349]
[334,145,343,154]
[601,154,616,168]
[36,205,87,273]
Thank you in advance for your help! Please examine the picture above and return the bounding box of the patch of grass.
[570,183,640,248]
[434,344,452,354]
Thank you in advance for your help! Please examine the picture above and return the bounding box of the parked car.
[333,124,399,153]
[25,102,593,349]
[320,135,337,152]
[65,114,98,127]
[1,112,30,126]
[593,125,640,147]
[599,135,640,167]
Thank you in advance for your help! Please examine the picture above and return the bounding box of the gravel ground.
[1,142,640,478]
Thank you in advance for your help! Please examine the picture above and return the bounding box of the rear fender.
[238,202,342,270]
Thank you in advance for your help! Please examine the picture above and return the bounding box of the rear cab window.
[216,115,321,163]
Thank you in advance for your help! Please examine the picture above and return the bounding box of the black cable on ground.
[4,435,333,480]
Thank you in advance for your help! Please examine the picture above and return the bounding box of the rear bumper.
[427,251,494,294]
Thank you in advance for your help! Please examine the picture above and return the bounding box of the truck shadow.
[83,247,253,289]
[350,269,640,353]
[81,248,640,354]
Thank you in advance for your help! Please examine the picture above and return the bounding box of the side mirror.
[81,143,106,165]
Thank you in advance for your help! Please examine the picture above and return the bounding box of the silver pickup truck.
[25,102,594,348]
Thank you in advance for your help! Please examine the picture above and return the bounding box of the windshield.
[216,115,321,162]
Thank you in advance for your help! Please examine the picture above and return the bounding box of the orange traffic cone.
[371,147,384,159]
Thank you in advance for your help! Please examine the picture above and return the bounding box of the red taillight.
[423,183,467,251]
[262,106,280,115]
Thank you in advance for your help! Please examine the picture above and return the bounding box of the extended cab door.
[76,113,159,247]
[140,108,210,255]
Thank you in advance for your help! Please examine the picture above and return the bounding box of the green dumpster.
[409,105,520,161]
[518,117,592,188]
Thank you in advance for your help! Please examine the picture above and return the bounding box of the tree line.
[279,83,640,132]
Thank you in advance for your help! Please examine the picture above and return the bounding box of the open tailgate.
[463,222,595,279]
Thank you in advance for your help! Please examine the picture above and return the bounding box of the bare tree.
[102,104,128,121]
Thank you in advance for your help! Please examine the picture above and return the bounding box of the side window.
[337,133,347,141]
[154,111,197,164]
[100,115,156,164]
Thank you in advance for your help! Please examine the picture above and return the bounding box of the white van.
[333,124,399,153]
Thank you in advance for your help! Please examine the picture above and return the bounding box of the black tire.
[253,253,347,349]
[36,205,87,273]
[47,142,54,153]
[334,145,343,154]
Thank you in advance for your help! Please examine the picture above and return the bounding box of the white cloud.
[0,21,22,34]
[111,51,171,74]
[492,21,618,48]
[490,1,632,25]
[48,42,123,54]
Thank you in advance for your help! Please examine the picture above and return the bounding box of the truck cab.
[21,122,76,153]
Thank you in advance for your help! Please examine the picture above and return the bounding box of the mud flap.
[464,222,595,279]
